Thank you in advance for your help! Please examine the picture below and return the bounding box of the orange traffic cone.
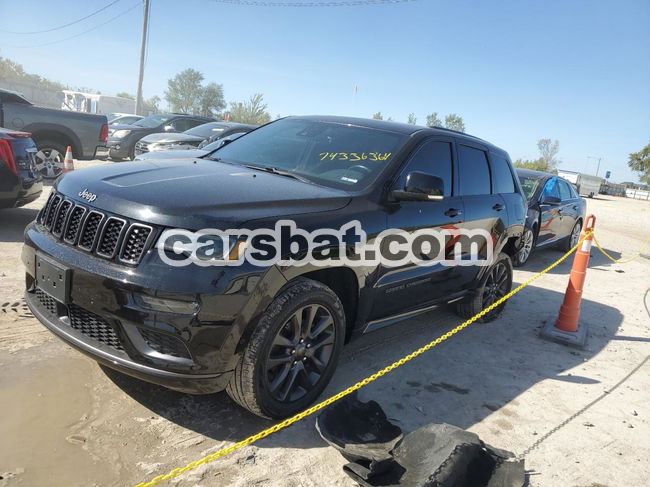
[540,214,596,348]
[62,146,75,174]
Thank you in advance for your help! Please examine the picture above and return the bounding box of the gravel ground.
[1,159,649,487]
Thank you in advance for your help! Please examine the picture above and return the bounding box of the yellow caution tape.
[135,232,592,487]
[592,234,650,264]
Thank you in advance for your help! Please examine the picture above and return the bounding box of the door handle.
[492,204,504,211]
[444,208,462,217]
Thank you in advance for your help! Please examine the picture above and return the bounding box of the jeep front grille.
[120,224,153,264]
[38,191,156,265]
[96,217,126,258]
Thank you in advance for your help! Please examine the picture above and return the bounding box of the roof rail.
[426,125,487,143]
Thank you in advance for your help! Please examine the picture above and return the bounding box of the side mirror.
[163,125,176,132]
[391,172,444,202]
[541,195,561,205]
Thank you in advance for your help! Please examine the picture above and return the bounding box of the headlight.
[156,230,247,264]
[112,129,132,138]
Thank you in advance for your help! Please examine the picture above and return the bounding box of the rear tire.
[226,278,345,418]
[512,227,535,267]
[455,252,513,323]
[559,220,582,252]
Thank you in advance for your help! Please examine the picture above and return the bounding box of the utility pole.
[135,0,151,116]
[587,156,602,176]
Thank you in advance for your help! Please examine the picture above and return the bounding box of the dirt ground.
[1,160,649,487]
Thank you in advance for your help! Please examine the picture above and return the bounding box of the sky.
[1,0,649,183]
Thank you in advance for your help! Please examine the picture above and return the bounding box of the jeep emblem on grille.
[78,189,97,203]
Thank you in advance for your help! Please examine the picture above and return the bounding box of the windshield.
[185,122,226,138]
[208,118,408,190]
[518,175,541,201]
[133,114,173,128]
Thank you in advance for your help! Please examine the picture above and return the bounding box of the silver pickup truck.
[0,88,108,178]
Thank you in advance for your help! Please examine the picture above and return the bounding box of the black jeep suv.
[23,116,525,418]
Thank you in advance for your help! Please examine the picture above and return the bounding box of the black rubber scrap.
[316,394,525,487]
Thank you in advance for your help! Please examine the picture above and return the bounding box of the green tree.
[537,138,560,170]
[407,113,417,125]
[372,112,384,120]
[628,142,650,184]
[115,92,135,99]
[226,93,271,125]
[444,114,465,132]
[513,158,549,171]
[165,68,206,114]
[0,56,66,91]
[144,95,161,114]
[426,112,442,127]
[199,82,225,118]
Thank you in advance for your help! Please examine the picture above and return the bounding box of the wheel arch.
[296,267,360,342]
[24,123,81,157]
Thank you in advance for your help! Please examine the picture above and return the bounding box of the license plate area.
[36,253,70,303]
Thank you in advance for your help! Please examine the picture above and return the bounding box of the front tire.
[226,278,345,418]
[455,252,513,323]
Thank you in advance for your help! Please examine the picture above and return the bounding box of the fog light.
[135,294,199,314]
[115,144,121,150]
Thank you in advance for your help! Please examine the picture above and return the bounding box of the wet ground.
[1,161,649,486]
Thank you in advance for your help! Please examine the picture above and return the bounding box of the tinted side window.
[490,154,515,193]
[398,140,453,196]
[458,145,490,196]
[170,119,190,131]
[542,178,561,199]
[558,180,573,200]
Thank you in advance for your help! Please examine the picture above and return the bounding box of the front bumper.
[105,139,132,159]
[22,219,285,394]
[25,289,231,393]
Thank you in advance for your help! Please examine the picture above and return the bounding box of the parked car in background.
[103,113,215,160]
[514,169,586,266]
[557,169,603,198]
[134,121,255,156]
[108,114,143,125]
[0,128,42,209]
[24,116,526,418]
[134,131,248,161]
[0,88,108,179]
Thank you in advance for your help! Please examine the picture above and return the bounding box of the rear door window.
[558,180,573,201]
[457,145,491,195]
[490,154,515,193]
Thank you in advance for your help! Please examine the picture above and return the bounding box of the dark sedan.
[104,113,215,160]
[134,121,256,156]
[514,169,587,266]
[0,128,42,209]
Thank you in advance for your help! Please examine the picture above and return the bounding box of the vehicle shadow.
[519,244,621,274]
[0,207,39,243]
[104,284,623,453]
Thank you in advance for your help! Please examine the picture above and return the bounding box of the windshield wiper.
[241,164,311,184]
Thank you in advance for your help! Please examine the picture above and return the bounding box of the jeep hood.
[55,159,352,228]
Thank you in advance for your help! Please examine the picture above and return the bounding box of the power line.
[5,2,141,49]
[0,0,124,34]
[211,0,417,6]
